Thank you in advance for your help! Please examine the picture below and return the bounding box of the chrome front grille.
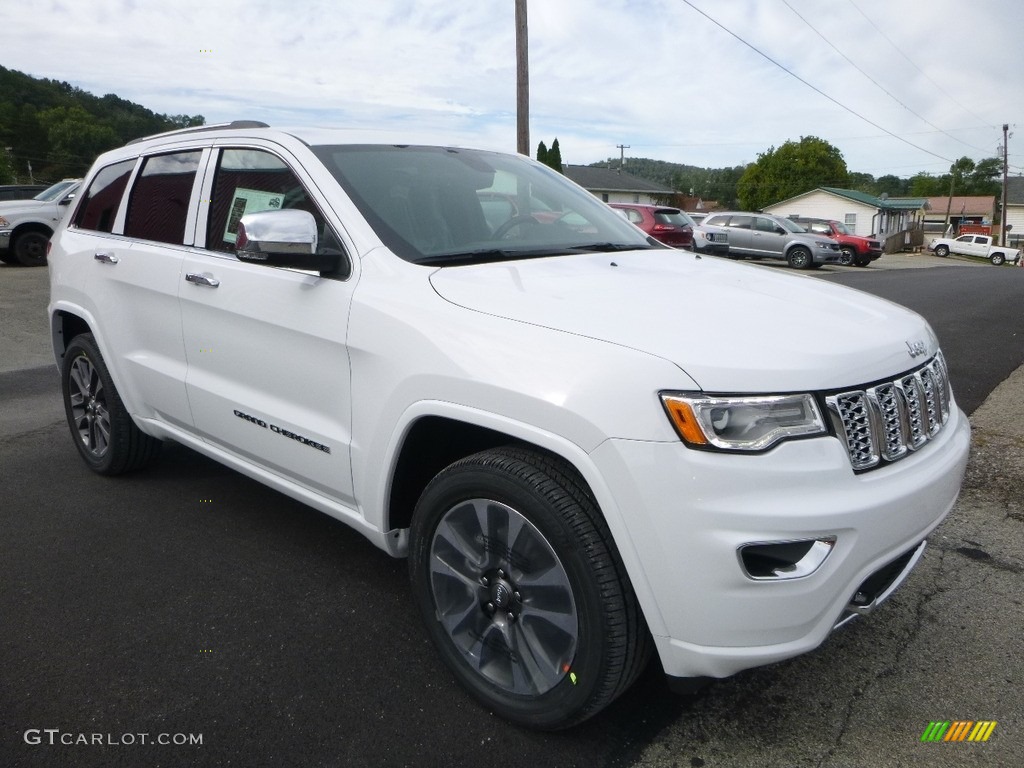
[826,353,951,471]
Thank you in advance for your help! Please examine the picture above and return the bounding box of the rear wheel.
[13,230,50,267]
[61,333,162,475]
[990,252,1006,266]
[787,246,813,270]
[409,446,651,730]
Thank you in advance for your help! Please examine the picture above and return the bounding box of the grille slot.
[826,353,951,471]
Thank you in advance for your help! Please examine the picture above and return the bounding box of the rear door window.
[124,151,203,244]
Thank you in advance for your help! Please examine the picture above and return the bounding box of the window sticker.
[223,187,284,244]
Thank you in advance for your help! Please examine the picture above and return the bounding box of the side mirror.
[236,209,339,272]
[59,194,76,206]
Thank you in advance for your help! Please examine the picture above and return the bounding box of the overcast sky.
[4,0,1022,179]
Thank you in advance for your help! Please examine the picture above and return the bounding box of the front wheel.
[61,333,162,475]
[838,247,855,266]
[853,254,871,267]
[934,244,949,257]
[13,230,50,267]
[787,246,813,270]
[409,447,651,730]
[990,252,1006,266]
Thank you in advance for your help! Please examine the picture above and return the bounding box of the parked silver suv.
[700,211,841,269]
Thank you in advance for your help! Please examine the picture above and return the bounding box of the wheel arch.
[51,307,95,368]
[380,403,668,637]
[12,221,54,241]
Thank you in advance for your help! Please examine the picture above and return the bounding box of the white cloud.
[4,0,1023,177]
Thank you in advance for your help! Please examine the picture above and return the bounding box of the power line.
[846,0,996,130]
[679,0,955,164]
[779,0,991,156]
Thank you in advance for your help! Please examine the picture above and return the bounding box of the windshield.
[33,180,79,202]
[778,217,807,234]
[832,221,851,235]
[655,209,693,227]
[311,145,655,264]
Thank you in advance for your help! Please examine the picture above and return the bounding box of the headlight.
[0,217,9,227]
[815,240,834,249]
[661,393,826,452]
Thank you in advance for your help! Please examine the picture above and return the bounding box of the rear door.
[751,216,786,259]
[178,144,358,505]
[65,150,200,428]
[718,215,752,254]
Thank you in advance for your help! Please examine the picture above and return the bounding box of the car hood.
[429,251,938,392]
[0,199,51,218]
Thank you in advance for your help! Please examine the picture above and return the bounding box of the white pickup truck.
[0,179,81,266]
[927,233,1021,265]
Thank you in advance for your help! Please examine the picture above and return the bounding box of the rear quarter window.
[73,159,136,233]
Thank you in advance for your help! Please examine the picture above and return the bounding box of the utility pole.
[515,0,529,156]
[1000,123,1009,246]
[616,144,630,172]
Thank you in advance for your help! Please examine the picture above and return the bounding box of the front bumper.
[590,402,970,680]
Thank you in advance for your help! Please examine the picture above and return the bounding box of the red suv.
[610,203,694,248]
[789,217,882,267]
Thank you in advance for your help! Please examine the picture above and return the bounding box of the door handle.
[185,272,220,288]
[94,252,119,264]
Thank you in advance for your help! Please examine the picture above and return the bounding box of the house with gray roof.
[562,165,674,205]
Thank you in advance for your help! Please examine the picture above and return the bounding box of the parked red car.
[788,217,882,267]
[609,203,694,248]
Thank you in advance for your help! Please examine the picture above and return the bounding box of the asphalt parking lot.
[2,253,1022,767]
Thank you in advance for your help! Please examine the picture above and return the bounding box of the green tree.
[737,136,848,210]
[536,139,563,173]
[38,105,119,178]
[0,149,14,183]
[547,138,563,173]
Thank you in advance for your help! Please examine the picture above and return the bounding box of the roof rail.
[127,120,270,146]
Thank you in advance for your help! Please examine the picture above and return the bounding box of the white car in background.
[0,179,81,266]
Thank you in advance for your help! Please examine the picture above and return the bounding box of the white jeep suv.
[48,122,970,729]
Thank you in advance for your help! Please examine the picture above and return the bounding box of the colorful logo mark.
[920,721,997,742]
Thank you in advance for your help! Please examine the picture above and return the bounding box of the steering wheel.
[492,214,543,240]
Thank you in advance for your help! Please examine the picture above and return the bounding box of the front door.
[179,146,357,505]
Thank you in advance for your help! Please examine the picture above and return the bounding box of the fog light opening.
[739,537,836,580]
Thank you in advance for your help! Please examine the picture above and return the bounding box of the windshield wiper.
[562,242,657,253]
[414,247,580,266]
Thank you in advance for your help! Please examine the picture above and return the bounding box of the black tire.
[13,230,50,267]
[934,244,949,257]
[787,246,813,270]
[853,254,871,267]
[409,446,651,730]
[838,246,855,267]
[61,333,161,475]
[990,252,1005,266]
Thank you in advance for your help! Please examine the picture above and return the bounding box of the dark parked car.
[609,203,694,248]
[0,184,47,202]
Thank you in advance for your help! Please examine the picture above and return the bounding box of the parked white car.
[48,122,970,729]
[927,234,1021,265]
[0,179,81,266]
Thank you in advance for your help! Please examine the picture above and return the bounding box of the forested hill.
[591,156,747,208]
[0,65,204,184]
